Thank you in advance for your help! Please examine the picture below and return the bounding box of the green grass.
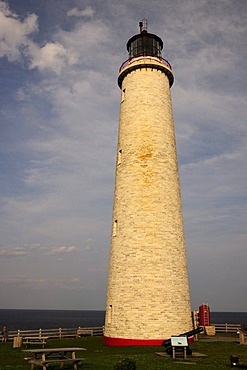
[0,335,247,369]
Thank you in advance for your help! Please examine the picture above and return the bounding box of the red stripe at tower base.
[104,335,195,346]
[104,336,163,346]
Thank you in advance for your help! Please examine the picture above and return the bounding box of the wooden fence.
[7,323,241,341]
[212,323,241,333]
[7,326,104,341]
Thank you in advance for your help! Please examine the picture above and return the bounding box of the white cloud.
[47,245,77,255]
[56,19,114,70]
[0,247,26,258]
[0,275,82,288]
[0,244,78,258]
[83,239,94,251]
[0,1,38,61]
[27,42,78,74]
[0,1,78,73]
[0,1,14,16]
[67,6,95,18]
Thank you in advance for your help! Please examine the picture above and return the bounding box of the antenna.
[139,19,148,33]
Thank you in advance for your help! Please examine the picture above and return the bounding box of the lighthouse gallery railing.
[119,56,172,73]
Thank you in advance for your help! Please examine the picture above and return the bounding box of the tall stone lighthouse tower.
[104,20,192,346]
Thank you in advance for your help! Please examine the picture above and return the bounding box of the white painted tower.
[104,20,192,346]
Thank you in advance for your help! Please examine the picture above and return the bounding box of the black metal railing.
[119,56,172,73]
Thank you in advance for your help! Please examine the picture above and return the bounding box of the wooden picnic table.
[23,336,49,348]
[23,347,86,370]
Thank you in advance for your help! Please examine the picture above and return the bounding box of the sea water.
[0,309,105,330]
[0,309,246,331]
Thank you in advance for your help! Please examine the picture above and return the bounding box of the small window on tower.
[121,88,126,102]
[113,220,118,237]
[117,149,122,165]
[108,305,113,324]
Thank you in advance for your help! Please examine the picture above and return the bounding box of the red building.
[199,303,210,326]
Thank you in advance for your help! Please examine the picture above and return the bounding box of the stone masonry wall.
[105,62,192,340]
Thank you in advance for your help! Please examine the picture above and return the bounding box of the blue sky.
[0,0,246,312]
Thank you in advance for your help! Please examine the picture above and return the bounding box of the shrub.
[113,357,136,370]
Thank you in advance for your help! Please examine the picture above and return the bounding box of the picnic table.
[23,337,49,348]
[23,347,86,370]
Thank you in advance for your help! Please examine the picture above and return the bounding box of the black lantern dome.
[126,19,163,58]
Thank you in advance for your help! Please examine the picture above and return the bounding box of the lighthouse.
[104,20,192,346]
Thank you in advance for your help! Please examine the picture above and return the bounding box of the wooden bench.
[23,341,47,347]
[23,337,48,348]
[28,357,84,369]
[76,328,93,337]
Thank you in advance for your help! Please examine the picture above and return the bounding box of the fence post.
[59,327,62,339]
[39,328,42,338]
[77,327,80,338]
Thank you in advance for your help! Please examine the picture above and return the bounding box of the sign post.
[171,336,188,359]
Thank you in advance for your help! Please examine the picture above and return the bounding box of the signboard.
[171,336,188,347]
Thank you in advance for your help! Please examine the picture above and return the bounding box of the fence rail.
[8,326,104,340]
[211,323,241,333]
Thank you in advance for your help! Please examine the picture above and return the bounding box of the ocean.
[0,309,246,331]
[0,309,105,331]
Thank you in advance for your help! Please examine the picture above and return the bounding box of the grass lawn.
[0,335,247,369]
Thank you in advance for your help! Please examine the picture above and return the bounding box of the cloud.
[0,1,78,74]
[56,19,114,70]
[47,245,77,255]
[27,42,78,74]
[83,239,94,251]
[0,1,38,61]
[0,244,78,259]
[0,275,82,289]
[0,7,115,76]
[0,1,13,17]
[0,14,117,247]
[0,247,27,258]
[67,6,95,18]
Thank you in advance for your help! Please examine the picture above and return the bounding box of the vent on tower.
[139,19,148,33]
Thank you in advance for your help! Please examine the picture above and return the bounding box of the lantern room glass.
[128,35,162,58]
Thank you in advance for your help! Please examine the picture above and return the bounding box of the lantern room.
[126,19,163,59]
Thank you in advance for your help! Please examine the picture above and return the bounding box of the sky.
[0,0,246,312]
